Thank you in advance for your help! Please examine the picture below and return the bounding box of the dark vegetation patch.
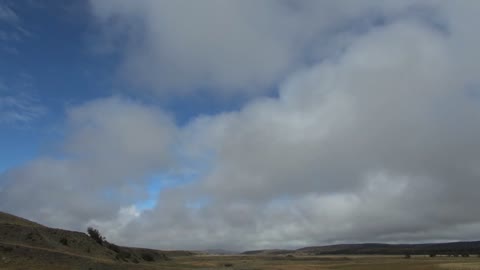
[141,253,155,262]
[87,227,104,245]
[59,238,68,246]
[2,246,13,252]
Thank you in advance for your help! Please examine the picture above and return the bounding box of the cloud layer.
[89,0,424,96]
[2,1,480,251]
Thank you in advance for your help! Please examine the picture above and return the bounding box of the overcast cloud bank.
[2,1,480,251]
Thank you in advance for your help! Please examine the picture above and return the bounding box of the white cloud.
[4,1,480,251]
[87,205,141,243]
[0,93,46,124]
[0,97,176,229]
[116,12,480,250]
[89,0,422,96]
[0,3,18,23]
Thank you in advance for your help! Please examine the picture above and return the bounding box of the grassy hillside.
[0,211,192,269]
[0,211,45,227]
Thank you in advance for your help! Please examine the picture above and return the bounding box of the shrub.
[105,242,120,253]
[59,238,69,246]
[120,251,131,258]
[224,263,234,267]
[87,227,105,245]
[26,232,34,240]
[142,253,155,262]
[2,246,13,252]
[115,250,132,262]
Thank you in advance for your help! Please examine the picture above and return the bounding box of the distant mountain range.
[243,242,480,256]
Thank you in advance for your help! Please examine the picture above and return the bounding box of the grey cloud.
[113,11,480,250]
[3,1,480,251]
[0,97,176,230]
[89,0,422,96]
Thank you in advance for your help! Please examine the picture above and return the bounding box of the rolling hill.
[3,210,480,270]
[0,211,193,269]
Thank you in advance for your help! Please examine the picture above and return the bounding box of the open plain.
[3,211,480,270]
[4,251,480,270]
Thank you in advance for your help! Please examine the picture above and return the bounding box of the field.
[4,252,480,270]
[166,255,480,270]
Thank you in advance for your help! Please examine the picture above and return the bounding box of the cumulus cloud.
[89,0,422,96]
[116,7,480,250]
[3,1,480,251]
[0,97,176,229]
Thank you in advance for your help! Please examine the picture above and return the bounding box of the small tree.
[59,237,69,246]
[87,227,105,245]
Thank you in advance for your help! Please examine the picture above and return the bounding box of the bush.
[26,232,34,240]
[87,227,105,245]
[59,238,69,246]
[120,251,131,258]
[142,253,155,262]
[224,263,234,267]
[2,246,13,252]
[105,242,120,253]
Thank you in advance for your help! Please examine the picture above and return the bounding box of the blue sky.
[0,1,242,173]
[2,0,480,251]
[1,1,111,169]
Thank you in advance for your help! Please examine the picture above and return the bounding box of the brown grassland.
[3,251,480,270]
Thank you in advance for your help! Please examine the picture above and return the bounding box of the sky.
[1,0,480,251]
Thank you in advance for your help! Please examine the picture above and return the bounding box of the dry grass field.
[170,255,480,270]
[3,251,480,270]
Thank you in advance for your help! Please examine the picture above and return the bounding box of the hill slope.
[0,211,192,269]
[0,211,45,227]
